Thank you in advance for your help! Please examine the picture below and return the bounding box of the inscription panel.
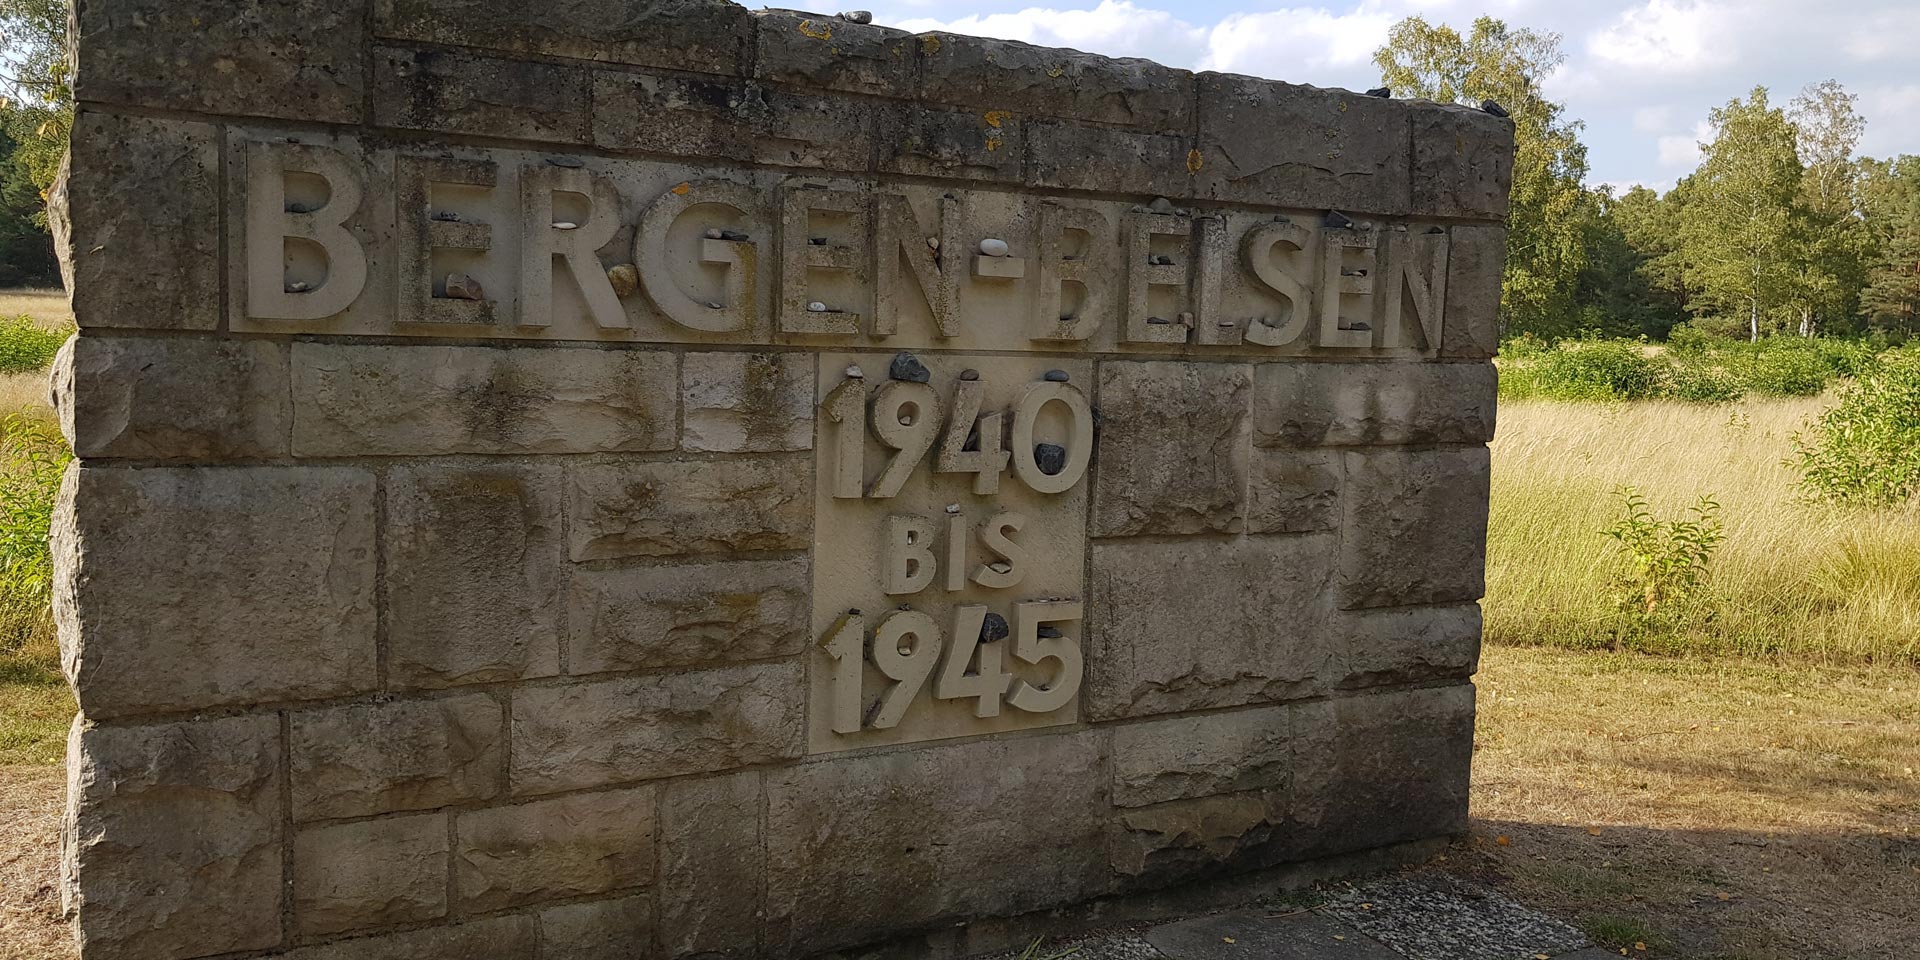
[808,353,1091,752]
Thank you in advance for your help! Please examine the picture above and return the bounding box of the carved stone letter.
[245,142,368,321]
[873,192,960,337]
[1031,202,1108,342]
[1123,209,1189,344]
[396,156,496,326]
[779,184,868,335]
[520,163,626,329]
[1240,218,1316,347]
[635,179,761,333]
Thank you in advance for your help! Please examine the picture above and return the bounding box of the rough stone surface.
[73,0,364,121]
[289,694,505,821]
[1111,705,1293,808]
[373,46,591,143]
[1092,361,1251,537]
[65,716,282,960]
[385,464,565,688]
[1086,536,1337,721]
[1442,226,1507,359]
[1340,448,1491,609]
[55,466,377,719]
[54,113,219,330]
[881,103,1025,182]
[755,10,917,99]
[378,0,755,76]
[293,343,677,456]
[1145,910,1403,960]
[294,813,449,936]
[540,896,657,960]
[568,558,809,674]
[660,772,763,957]
[272,916,539,960]
[1412,104,1517,220]
[568,458,811,561]
[1107,791,1288,884]
[765,733,1107,954]
[454,787,655,913]
[57,336,290,460]
[917,34,1194,132]
[1196,74,1410,215]
[1246,449,1341,534]
[1292,685,1476,859]
[512,661,804,794]
[1027,121,1195,198]
[1253,362,1498,448]
[683,351,815,452]
[1338,603,1482,689]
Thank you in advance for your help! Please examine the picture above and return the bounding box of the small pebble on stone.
[606,263,640,297]
[1366,86,1392,98]
[285,280,311,293]
[809,237,828,245]
[1325,210,1355,229]
[840,10,873,23]
[704,227,723,240]
[430,210,461,222]
[1147,196,1176,215]
[979,613,1010,643]
[845,364,864,379]
[443,272,484,301]
[1149,254,1174,266]
[719,229,750,242]
[1482,99,1510,118]
[1176,311,1195,326]
[1037,625,1065,639]
[926,236,940,251]
[1217,319,1236,328]
[1034,442,1068,476]
[889,351,931,383]
[285,202,315,214]
[1146,316,1172,325]
[1043,369,1070,383]
[544,155,585,168]
[1428,226,1447,234]
[945,503,961,515]
[552,221,579,230]
[979,237,1011,257]
[807,301,829,312]
[706,300,724,310]
[960,368,981,381]
[987,561,1014,575]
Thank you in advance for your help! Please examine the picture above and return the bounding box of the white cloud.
[893,1,1207,65]
[1200,7,1397,78]
[1587,0,1734,74]
[1632,105,1672,132]
[1857,84,1920,158]
[1842,10,1920,63]
[1656,119,1714,168]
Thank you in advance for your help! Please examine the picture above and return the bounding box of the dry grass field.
[0,291,70,330]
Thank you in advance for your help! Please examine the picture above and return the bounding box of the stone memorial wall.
[50,1,1510,957]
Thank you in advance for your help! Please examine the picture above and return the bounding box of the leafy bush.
[0,314,69,373]
[0,412,68,656]
[1601,486,1724,630]
[1733,346,1831,397]
[1665,361,1744,403]
[1794,348,1920,506]
[1503,339,1664,401]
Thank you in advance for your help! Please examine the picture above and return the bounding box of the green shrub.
[1665,361,1745,403]
[1520,340,1664,402]
[0,412,68,655]
[0,314,69,373]
[1733,346,1831,397]
[1794,348,1920,506]
[1601,486,1724,631]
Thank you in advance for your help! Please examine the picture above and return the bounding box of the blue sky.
[857,0,1920,193]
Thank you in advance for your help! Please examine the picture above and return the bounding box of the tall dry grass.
[1488,395,1920,664]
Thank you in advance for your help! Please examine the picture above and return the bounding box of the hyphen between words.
[238,139,1455,353]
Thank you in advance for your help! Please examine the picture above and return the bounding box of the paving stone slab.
[1144,908,1403,960]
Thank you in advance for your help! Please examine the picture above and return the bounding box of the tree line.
[1377,16,1920,342]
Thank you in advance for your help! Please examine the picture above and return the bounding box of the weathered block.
[1092,361,1250,537]
[1412,103,1515,220]
[373,46,591,143]
[1443,225,1507,359]
[1026,120,1196,198]
[386,464,565,688]
[660,772,763,957]
[454,787,654,913]
[1340,448,1491,609]
[1292,685,1476,858]
[56,336,290,460]
[541,896,657,960]
[1111,705,1293,808]
[55,466,377,719]
[1247,448,1341,534]
[65,716,282,960]
[289,694,505,821]
[880,103,1024,182]
[592,72,758,162]
[1339,603,1483,689]
[683,351,815,452]
[272,916,538,960]
[512,662,804,794]
[764,733,1106,954]
[1195,74,1411,215]
[292,343,676,456]
[377,0,755,76]
[568,458,811,561]
[1252,362,1498,447]
[72,0,364,121]
[54,113,219,330]
[1086,536,1337,721]
[294,813,449,936]
[754,10,917,98]
[917,34,1194,132]
[569,558,808,674]
[1108,791,1288,885]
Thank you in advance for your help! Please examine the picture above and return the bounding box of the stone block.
[568,458,811,561]
[54,113,219,330]
[756,85,880,171]
[1195,74,1410,215]
[373,46,590,143]
[1292,685,1475,858]
[65,715,282,960]
[659,772,762,957]
[289,694,505,821]
[1442,226,1507,360]
[385,464,565,688]
[683,351,815,452]
[1111,705,1293,808]
[1412,103,1515,220]
[72,0,363,121]
[294,813,449,936]
[1026,120,1196,198]
[754,10,917,98]
[272,916,538,960]
[879,103,1024,183]
[292,342,677,456]
[454,787,654,913]
[1086,535,1337,721]
[54,466,377,720]
[764,733,1106,954]
[1247,448,1341,534]
[917,33,1194,132]
[377,0,755,76]
[541,896,656,960]
[1252,362,1498,448]
[1108,791,1287,885]
[568,558,808,674]
[512,661,803,794]
[1340,447,1490,609]
[1091,361,1251,537]
[1339,603,1482,689]
[591,71,758,161]
[56,336,289,460]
